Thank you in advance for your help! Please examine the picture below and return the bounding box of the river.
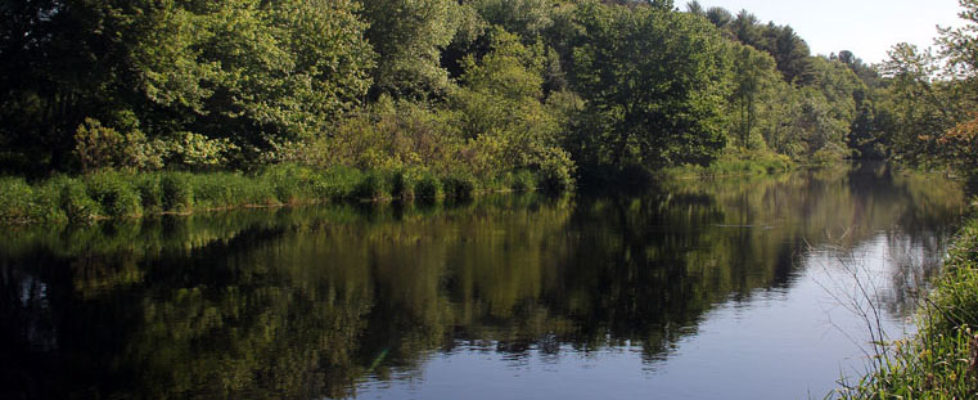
[0,165,968,399]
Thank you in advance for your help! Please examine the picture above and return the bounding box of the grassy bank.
[837,208,978,399]
[0,165,565,225]
[659,148,794,180]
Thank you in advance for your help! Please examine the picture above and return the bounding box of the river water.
[0,165,968,399]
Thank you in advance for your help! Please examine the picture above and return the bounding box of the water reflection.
[0,165,966,399]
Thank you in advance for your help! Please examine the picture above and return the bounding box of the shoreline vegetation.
[838,208,978,399]
[0,151,795,226]
[0,165,570,225]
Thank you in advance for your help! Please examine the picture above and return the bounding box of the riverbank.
[0,165,565,225]
[837,207,978,398]
[659,149,795,180]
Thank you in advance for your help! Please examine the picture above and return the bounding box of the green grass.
[836,211,978,399]
[663,148,793,179]
[0,165,563,224]
[85,170,142,217]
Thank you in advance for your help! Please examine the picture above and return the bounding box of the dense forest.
[2,0,978,187]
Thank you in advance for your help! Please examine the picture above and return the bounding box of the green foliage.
[85,171,143,218]
[705,9,814,85]
[728,43,784,149]
[134,174,164,213]
[361,0,464,98]
[165,132,237,170]
[2,0,375,170]
[313,166,365,200]
[570,4,730,171]
[878,43,972,166]
[441,174,476,202]
[28,181,68,224]
[5,0,950,194]
[55,176,102,223]
[414,174,443,201]
[260,164,313,204]
[161,173,194,212]
[508,170,537,192]
[351,172,390,201]
[191,173,245,209]
[0,177,33,223]
[390,169,421,200]
[73,118,168,172]
[454,28,573,179]
[665,148,792,177]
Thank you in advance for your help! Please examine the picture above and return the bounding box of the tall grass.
[0,165,564,224]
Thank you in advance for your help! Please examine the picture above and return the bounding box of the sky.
[695,0,966,64]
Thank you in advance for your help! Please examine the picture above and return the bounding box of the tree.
[879,43,968,164]
[729,43,782,149]
[453,28,574,183]
[705,7,733,29]
[360,0,465,99]
[570,3,730,170]
[0,0,376,171]
[938,0,978,78]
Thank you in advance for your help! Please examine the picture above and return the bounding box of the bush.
[352,172,389,201]
[390,170,420,200]
[0,177,34,222]
[161,172,193,212]
[29,181,67,224]
[509,170,537,192]
[86,171,143,217]
[537,152,575,194]
[192,173,238,209]
[54,176,101,222]
[442,174,475,202]
[134,174,163,212]
[414,174,441,202]
[260,164,312,204]
[311,166,363,200]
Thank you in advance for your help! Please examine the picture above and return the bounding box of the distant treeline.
[2,0,977,183]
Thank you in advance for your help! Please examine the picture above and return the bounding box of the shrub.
[74,118,167,172]
[509,170,537,192]
[0,177,33,223]
[134,174,163,212]
[161,172,193,212]
[352,172,388,201]
[74,118,125,172]
[414,174,441,202]
[86,171,143,217]
[29,181,67,224]
[192,173,237,209]
[442,174,475,202]
[54,176,101,222]
[311,166,363,200]
[536,151,575,194]
[390,170,420,200]
[261,164,312,204]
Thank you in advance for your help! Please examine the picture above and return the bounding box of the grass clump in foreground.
[837,212,978,399]
[0,164,567,224]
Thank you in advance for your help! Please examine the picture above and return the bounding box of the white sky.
[694,0,967,64]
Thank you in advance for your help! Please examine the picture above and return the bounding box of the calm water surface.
[0,165,968,399]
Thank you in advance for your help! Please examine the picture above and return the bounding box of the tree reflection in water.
[0,165,966,399]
